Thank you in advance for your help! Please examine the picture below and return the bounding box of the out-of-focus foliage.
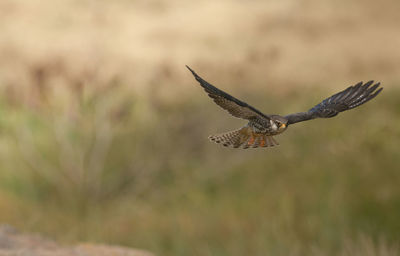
[0,0,399,255]
[0,65,399,256]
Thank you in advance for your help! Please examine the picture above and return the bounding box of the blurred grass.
[0,71,399,255]
[0,0,400,255]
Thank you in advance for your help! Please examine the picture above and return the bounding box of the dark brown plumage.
[186,66,383,149]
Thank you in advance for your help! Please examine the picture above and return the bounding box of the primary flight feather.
[186,66,383,149]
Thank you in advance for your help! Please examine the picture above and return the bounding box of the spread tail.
[208,127,279,149]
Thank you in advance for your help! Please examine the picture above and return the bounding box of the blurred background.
[0,0,399,255]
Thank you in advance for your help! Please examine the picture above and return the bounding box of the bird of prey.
[186,66,383,149]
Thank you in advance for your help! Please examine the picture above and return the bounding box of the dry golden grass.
[1,0,400,93]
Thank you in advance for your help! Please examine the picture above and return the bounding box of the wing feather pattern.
[285,81,383,125]
[186,66,270,121]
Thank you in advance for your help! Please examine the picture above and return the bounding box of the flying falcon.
[186,66,383,149]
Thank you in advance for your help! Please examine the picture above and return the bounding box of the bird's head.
[271,115,288,132]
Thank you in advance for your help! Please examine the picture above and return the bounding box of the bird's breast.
[248,120,287,136]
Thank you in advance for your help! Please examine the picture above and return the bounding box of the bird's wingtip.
[374,81,382,90]
[185,65,193,72]
[185,65,200,79]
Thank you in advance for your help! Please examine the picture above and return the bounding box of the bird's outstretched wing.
[285,81,383,125]
[186,66,270,121]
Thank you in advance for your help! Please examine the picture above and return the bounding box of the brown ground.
[0,225,152,256]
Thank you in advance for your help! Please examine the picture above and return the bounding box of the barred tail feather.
[208,127,279,149]
[208,128,247,148]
